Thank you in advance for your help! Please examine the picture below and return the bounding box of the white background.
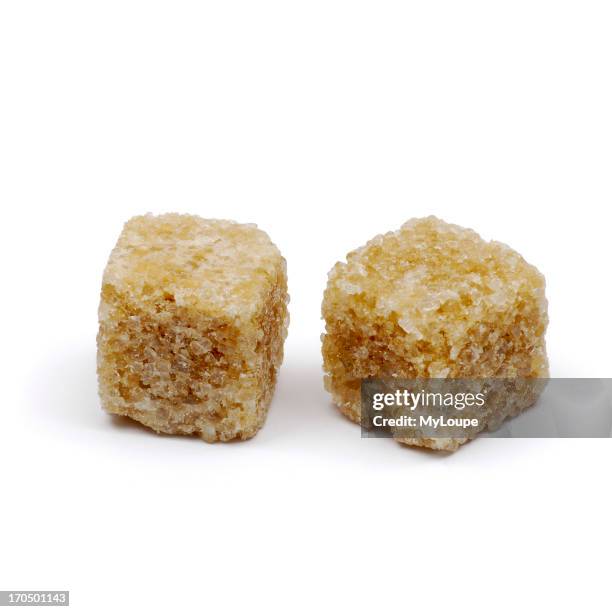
[1,1,611,611]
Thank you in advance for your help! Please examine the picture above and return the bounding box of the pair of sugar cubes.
[97,214,548,450]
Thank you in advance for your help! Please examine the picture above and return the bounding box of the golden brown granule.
[97,213,289,441]
[321,216,548,450]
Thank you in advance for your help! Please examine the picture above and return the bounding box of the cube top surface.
[103,213,285,318]
[324,216,547,341]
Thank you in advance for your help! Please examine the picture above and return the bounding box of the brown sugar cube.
[321,216,548,450]
[97,213,289,442]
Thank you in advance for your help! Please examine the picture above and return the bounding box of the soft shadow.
[27,346,104,432]
[262,357,353,441]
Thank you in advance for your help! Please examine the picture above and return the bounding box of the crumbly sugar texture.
[321,216,548,451]
[97,214,289,442]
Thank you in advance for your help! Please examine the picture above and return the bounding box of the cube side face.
[246,262,289,429]
[321,217,549,438]
[97,214,289,441]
